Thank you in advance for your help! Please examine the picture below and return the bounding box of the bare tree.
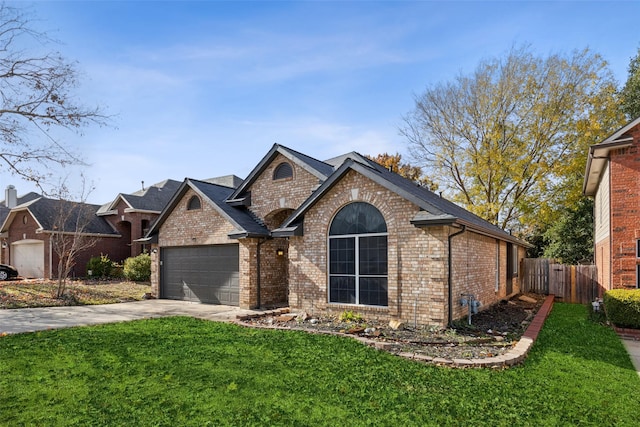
[48,178,99,298]
[0,3,108,187]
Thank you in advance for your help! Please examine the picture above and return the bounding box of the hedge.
[604,289,640,329]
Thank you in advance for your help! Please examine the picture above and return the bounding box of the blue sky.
[5,0,640,204]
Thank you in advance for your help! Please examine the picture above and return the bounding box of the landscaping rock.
[518,295,537,304]
[389,320,405,330]
[275,315,295,322]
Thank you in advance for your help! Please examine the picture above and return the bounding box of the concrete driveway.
[0,300,259,335]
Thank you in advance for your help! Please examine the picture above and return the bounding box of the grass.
[0,280,150,308]
[0,303,638,426]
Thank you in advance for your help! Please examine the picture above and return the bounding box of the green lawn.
[1,304,638,426]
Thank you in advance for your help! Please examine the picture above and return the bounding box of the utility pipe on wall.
[447,224,466,326]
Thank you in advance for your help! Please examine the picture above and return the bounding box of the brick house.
[584,116,640,290]
[148,144,527,327]
[0,190,121,278]
[97,179,183,260]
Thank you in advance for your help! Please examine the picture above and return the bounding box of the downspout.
[448,224,466,326]
[256,238,268,309]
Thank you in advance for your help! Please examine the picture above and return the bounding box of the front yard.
[0,280,150,308]
[0,303,638,426]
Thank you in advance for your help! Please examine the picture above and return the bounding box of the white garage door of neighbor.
[12,240,45,278]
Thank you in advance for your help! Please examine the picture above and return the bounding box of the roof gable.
[98,179,182,215]
[228,144,334,202]
[147,179,269,239]
[584,115,640,196]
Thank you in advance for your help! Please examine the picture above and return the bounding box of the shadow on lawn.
[528,303,637,373]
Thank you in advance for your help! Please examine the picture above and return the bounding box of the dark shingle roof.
[189,179,270,237]
[123,179,182,211]
[147,179,270,239]
[229,144,334,201]
[0,191,42,224]
[25,198,118,235]
[275,152,527,245]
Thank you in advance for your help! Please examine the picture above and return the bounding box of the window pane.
[359,277,388,306]
[329,238,355,274]
[329,202,387,235]
[359,236,388,275]
[329,276,356,303]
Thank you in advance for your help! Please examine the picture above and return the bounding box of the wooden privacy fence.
[521,258,602,304]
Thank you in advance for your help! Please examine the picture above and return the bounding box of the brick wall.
[609,124,640,289]
[5,210,125,279]
[103,199,159,259]
[287,169,511,327]
[246,153,321,220]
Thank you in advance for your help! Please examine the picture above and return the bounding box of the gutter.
[448,224,466,326]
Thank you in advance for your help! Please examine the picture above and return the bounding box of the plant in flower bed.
[0,280,151,309]
[248,293,546,360]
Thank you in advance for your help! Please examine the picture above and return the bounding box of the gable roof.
[97,179,182,215]
[1,197,119,236]
[584,115,640,196]
[228,144,334,203]
[274,153,527,246]
[0,191,41,226]
[147,178,270,240]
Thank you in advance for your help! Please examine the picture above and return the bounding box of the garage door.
[160,244,239,306]
[12,239,45,278]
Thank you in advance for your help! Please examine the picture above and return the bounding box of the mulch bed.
[242,293,547,360]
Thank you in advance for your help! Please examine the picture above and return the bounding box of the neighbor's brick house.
[584,115,640,290]
[147,145,527,327]
[0,191,121,278]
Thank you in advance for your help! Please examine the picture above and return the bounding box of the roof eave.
[583,137,634,196]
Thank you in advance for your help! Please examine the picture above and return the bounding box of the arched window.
[328,202,388,306]
[187,195,201,210]
[273,162,293,180]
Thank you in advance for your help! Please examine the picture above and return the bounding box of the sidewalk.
[621,338,640,377]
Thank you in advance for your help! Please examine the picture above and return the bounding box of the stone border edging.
[614,326,640,341]
[235,295,555,369]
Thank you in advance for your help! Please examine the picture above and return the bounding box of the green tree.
[542,197,594,264]
[402,45,624,233]
[621,46,640,120]
[0,3,108,186]
[366,152,438,191]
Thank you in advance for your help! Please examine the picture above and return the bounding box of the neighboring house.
[97,179,183,260]
[147,144,528,327]
[584,116,640,290]
[0,189,121,278]
[0,186,41,265]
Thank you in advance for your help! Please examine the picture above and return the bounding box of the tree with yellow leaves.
[402,45,625,233]
[366,152,438,191]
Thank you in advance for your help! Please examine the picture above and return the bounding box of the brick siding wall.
[609,125,640,289]
[287,169,513,327]
[103,199,159,259]
[246,153,321,220]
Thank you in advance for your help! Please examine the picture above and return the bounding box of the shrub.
[123,253,151,282]
[338,310,363,323]
[603,289,640,329]
[86,254,113,278]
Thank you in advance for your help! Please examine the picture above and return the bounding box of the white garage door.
[12,240,45,278]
